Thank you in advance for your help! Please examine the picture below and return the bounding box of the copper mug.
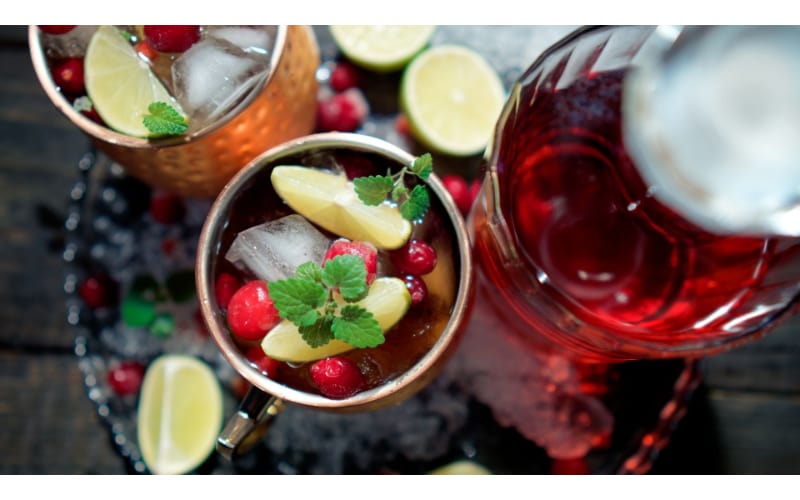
[195,133,474,459]
[29,25,320,198]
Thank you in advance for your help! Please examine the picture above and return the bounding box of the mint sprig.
[353,153,434,221]
[267,255,384,349]
[143,102,188,136]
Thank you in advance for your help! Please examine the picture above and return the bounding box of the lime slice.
[271,165,412,250]
[330,25,435,72]
[401,45,506,157]
[85,25,185,137]
[261,277,411,363]
[429,460,492,475]
[137,355,223,475]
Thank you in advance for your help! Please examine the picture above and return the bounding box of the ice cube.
[225,214,331,283]
[40,25,97,59]
[171,38,268,124]
[206,26,275,55]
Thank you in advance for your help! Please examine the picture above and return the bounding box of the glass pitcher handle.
[216,386,285,461]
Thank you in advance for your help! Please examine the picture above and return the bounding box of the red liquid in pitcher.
[474,68,783,356]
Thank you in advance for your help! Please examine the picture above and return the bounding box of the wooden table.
[1,25,798,474]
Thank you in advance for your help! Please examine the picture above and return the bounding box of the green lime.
[330,25,435,73]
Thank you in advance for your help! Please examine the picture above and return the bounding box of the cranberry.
[79,274,118,309]
[226,281,281,341]
[107,361,145,396]
[403,275,428,306]
[245,345,281,378]
[550,457,589,475]
[215,272,240,309]
[310,356,365,399]
[149,192,185,224]
[52,58,85,96]
[394,114,410,136]
[143,25,201,53]
[323,239,378,284]
[390,239,437,276]
[134,40,159,61]
[39,25,76,35]
[316,88,369,132]
[329,61,360,92]
[441,174,473,215]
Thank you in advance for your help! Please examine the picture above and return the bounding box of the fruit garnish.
[353,152,433,221]
[428,460,491,475]
[84,26,186,137]
[329,61,360,92]
[134,40,158,62]
[214,272,240,309]
[226,280,281,341]
[137,354,223,475]
[270,165,412,250]
[309,356,365,399]
[262,276,411,363]
[316,88,369,132]
[323,239,378,284]
[441,174,473,215]
[39,25,76,35]
[329,25,435,73]
[402,274,428,306]
[142,102,189,137]
[245,345,280,378]
[52,58,85,95]
[400,44,505,156]
[107,360,145,396]
[149,191,186,224]
[390,239,438,276]
[143,25,201,53]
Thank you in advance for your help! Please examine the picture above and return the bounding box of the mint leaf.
[321,255,367,301]
[400,184,430,221]
[268,278,327,327]
[143,102,188,137]
[353,175,394,205]
[332,305,383,348]
[296,261,323,283]
[299,314,334,347]
[410,153,433,180]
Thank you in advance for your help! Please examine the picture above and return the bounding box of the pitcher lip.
[196,132,474,410]
[28,25,288,149]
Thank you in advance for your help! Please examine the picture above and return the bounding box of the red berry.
[143,25,201,53]
[80,106,103,125]
[340,156,377,180]
[245,345,281,378]
[134,40,159,61]
[441,174,472,215]
[323,239,378,284]
[329,61,360,92]
[52,58,85,95]
[39,25,76,35]
[226,281,281,341]
[403,275,428,306]
[390,239,437,276]
[149,192,185,225]
[79,274,118,309]
[107,361,145,396]
[215,272,240,309]
[316,88,369,132]
[394,114,410,136]
[310,356,365,399]
[550,457,589,475]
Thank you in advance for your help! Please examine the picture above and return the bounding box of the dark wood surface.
[1,25,799,475]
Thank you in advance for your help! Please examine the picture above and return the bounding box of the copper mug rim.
[196,132,474,411]
[28,25,288,149]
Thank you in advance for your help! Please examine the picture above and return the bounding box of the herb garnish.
[143,102,188,136]
[353,153,433,221]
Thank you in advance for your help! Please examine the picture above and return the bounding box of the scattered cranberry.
[550,457,589,475]
[245,345,281,378]
[226,281,281,341]
[52,58,85,96]
[316,88,369,132]
[160,236,177,256]
[143,25,201,53]
[107,361,145,396]
[441,174,473,215]
[394,114,410,136]
[323,239,378,284]
[310,356,365,399]
[329,61,360,92]
[134,40,159,61]
[79,274,118,309]
[403,274,428,306]
[390,239,437,276]
[39,25,76,35]
[149,192,185,225]
[214,272,240,309]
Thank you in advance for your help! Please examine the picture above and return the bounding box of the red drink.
[472,66,800,361]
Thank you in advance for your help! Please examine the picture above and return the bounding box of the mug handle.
[216,385,285,461]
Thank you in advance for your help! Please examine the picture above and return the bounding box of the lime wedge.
[330,25,435,73]
[137,355,223,475]
[85,25,185,137]
[271,165,412,250]
[261,277,411,363]
[401,45,506,157]
[429,460,492,475]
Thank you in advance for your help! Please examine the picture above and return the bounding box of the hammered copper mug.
[29,25,320,198]
[195,133,474,460]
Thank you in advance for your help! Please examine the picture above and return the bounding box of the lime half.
[137,355,223,475]
[330,25,435,73]
[85,25,185,137]
[401,45,506,157]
